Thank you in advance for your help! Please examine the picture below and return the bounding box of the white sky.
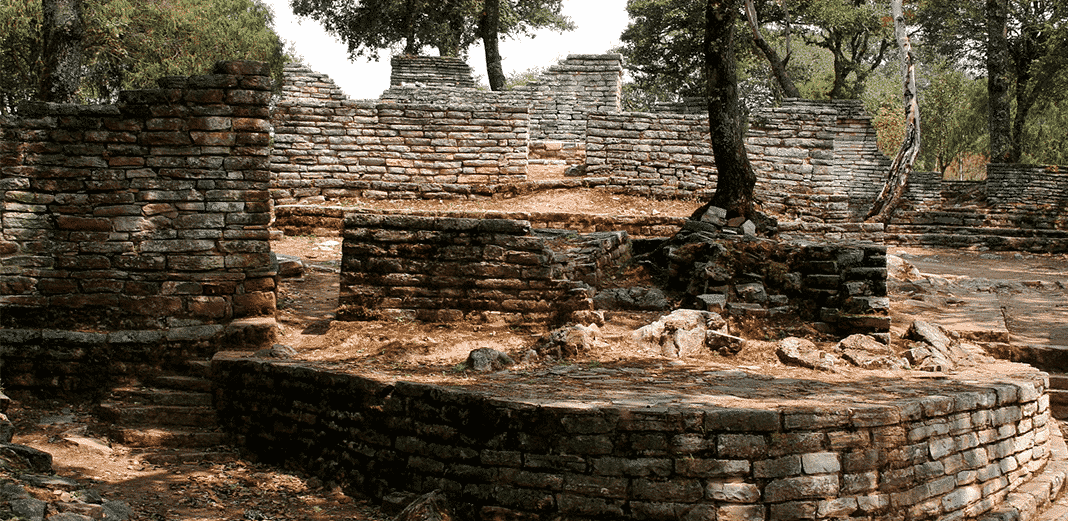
[262,0,631,99]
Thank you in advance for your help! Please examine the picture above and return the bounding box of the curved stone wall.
[214,353,1052,521]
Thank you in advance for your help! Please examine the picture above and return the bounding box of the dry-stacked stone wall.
[213,353,1053,521]
[390,55,477,88]
[584,100,886,223]
[888,165,1068,252]
[379,54,623,142]
[334,211,889,331]
[986,163,1068,213]
[337,213,594,323]
[271,65,530,204]
[0,61,277,393]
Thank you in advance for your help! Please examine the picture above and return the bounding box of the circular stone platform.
[212,352,1058,521]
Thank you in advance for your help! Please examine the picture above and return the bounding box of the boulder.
[836,334,910,370]
[776,337,839,372]
[634,309,735,357]
[465,348,516,372]
[535,324,602,359]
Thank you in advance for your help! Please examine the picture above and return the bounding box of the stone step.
[1052,374,1068,391]
[185,360,213,379]
[97,403,218,428]
[1051,389,1068,406]
[110,427,230,449]
[147,375,213,393]
[1052,404,1068,421]
[109,387,212,407]
[139,448,240,466]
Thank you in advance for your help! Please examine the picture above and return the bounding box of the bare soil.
[9,186,1067,521]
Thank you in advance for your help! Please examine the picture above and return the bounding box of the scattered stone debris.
[534,324,604,359]
[464,348,516,372]
[836,334,910,370]
[776,337,841,372]
[633,309,741,357]
[274,253,305,278]
[904,320,988,371]
[0,432,132,521]
[393,490,454,521]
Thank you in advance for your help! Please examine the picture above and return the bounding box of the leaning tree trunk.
[38,0,84,103]
[690,0,757,222]
[744,0,800,98]
[480,0,506,91]
[865,0,920,224]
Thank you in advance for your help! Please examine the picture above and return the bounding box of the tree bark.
[38,0,84,103]
[866,0,921,224]
[743,0,800,98]
[690,0,757,222]
[986,0,1012,163]
[480,0,506,91]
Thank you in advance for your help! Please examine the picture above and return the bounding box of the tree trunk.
[689,0,757,222]
[38,0,84,103]
[480,0,506,91]
[986,0,1012,163]
[866,0,920,224]
[743,0,800,98]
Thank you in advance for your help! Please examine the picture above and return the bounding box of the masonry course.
[0,61,278,393]
[213,351,1055,521]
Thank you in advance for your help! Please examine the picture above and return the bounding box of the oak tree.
[289,0,573,91]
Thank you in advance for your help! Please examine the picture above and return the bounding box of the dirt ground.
[8,187,1068,521]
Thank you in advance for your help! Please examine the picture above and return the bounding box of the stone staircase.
[887,206,1068,253]
[1051,374,1068,422]
[96,360,237,465]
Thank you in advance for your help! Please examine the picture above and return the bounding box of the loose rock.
[465,348,515,372]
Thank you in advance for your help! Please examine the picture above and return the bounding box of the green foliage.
[0,0,289,113]
[619,0,895,108]
[0,1,42,112]
[503,64,548,89]
[619,0,706,104]
[289,0,572,60]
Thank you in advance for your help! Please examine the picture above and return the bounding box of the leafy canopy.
[0,0,289,113]
[289,0,573,60]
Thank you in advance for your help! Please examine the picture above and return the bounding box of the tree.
[0,1,42,110]
[794,0,894,99]
[621,0,895,106]
[866,0,919,223]
[39,0,84,103]
[744,0,800,97]
[916,0,1068,163]
[620,0,707,103]
[290,0,573,91]
[691,0,759,221]
[0,0,289,113]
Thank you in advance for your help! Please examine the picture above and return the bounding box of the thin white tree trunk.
[866,0,921,224]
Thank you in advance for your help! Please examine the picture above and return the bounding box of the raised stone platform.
[213,352,1058,521]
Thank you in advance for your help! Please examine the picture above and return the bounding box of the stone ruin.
[2,55,1068,521]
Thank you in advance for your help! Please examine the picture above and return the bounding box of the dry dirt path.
[892,247,1068,351]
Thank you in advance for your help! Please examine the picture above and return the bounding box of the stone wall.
[271,65,530,204]
[390,55,476,88]
[887,165,1068,252]
[0,61,278,393]
[335,211,889,332]
[213,353,1053,521]
[985,163,1068,212]
[583,100,881,222]
[379,54,623,142]
[338,213,596,323]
